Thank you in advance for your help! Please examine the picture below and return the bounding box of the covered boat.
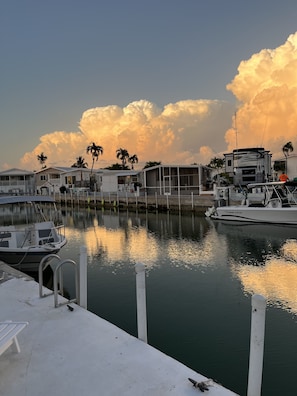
[0,195,67,271]
[205,182,297,224]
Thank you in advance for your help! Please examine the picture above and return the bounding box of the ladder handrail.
[53,259,78,308]
[39,254,61,298]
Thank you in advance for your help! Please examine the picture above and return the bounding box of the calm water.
[55,208,297,396]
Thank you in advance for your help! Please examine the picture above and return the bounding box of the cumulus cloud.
[20,99,234,170]
[226,32,297,158]
[19,32,297,170]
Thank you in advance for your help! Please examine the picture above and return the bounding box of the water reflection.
[57,209,297,395]
[61,209,228,271]
[211,220,297,315]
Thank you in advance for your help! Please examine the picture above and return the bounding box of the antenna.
[234,111,238,151]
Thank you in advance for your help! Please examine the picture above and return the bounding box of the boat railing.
[285,185,297,205]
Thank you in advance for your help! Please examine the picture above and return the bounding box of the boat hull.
[210,205,297,224]
[0,240,67,271]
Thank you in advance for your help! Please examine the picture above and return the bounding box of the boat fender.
[267,199,281,208]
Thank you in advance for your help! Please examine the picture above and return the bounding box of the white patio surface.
[0,263,238,396]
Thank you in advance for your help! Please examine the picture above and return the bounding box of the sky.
[1,0,297,171]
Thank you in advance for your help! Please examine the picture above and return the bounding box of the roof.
[0,195,55,205]
[0,168,34,176]
[100,170,139,176]
[35,166,92,175]
[143,164,204,172]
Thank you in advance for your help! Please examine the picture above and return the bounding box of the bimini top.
[0,195,56,205]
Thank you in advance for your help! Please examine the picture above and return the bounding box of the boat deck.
[0,263,238,396]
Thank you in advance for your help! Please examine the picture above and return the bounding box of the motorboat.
[0,195,67,271]
[205,182,297,224]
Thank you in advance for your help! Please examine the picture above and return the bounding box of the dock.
[0,263,237,396]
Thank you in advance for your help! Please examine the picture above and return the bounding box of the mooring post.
[79,245,88,309]
[247,294,266,396]
[135,263,148,343]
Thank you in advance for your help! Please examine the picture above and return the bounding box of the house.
[0,168,35,195]
[141,164,212,196]
[224,148,272,186]
[35,167,94,194]
[98,170,141,196]
[273,155,297,181]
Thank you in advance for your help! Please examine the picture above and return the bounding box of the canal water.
[55,208,297,396]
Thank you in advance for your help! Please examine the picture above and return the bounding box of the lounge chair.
[0,321,28,355]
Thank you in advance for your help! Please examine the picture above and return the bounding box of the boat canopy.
[0,195,56,205]
[247,182,285,189]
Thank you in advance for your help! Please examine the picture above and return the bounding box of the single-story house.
[97,170,141,196]
[141,164,212,196]
[273,155,297,181]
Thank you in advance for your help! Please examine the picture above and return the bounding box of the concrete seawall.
[55,193,215,214]
[0,262,238,396]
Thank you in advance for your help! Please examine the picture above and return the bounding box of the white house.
[224,148,272,186]
[98,170,140,195]
[141,164,212,195]
[273,155,297,181]
[0,168,35,195]
[35,167,94,194]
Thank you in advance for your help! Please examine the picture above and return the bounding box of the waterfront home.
[224,148,272,186]
[273,154,297,181]
[0,168,35,195]
[141,164,212,196]
[35,167,94,194]
[98,169,141,196]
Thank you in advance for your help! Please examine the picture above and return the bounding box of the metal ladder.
[38,254,79,308]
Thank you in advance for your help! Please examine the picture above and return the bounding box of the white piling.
[135,263,148,343]
[79,245,88,309]
[247,294,266,396]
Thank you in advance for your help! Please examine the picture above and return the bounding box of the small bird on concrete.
[188,378,210,392]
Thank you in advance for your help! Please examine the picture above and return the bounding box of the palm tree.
[71,156,88,168]
[128,154,138,170]
[143,161,161,169]
[71,156,88,187]
[282,141,294,173]
[37,152,47,169]
[116,148,129,169]
[86,143,103,174]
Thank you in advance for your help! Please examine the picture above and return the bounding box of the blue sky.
[1,0,297,170]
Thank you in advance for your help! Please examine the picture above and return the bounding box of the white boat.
[0,195,67,271]
[206,182,297,224]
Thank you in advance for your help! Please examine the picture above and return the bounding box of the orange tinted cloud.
[226,32,297,158]
[20,99,233,170]
[19,32,297,170]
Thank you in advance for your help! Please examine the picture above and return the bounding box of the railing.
[39,246,87,309]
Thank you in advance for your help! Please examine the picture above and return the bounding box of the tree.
[207,157,224,170]
[128,154,138,170]
[86,142,103,174]
[37,152,47,169]
[207,157,225,186]
[142,161,161,169]
[105,163,129,170]
[282,141,294,158]
[116,148,129,169]
[282,141,294,173]
[71,156,88,168]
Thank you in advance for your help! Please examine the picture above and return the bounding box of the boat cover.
[0,196,55,205]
